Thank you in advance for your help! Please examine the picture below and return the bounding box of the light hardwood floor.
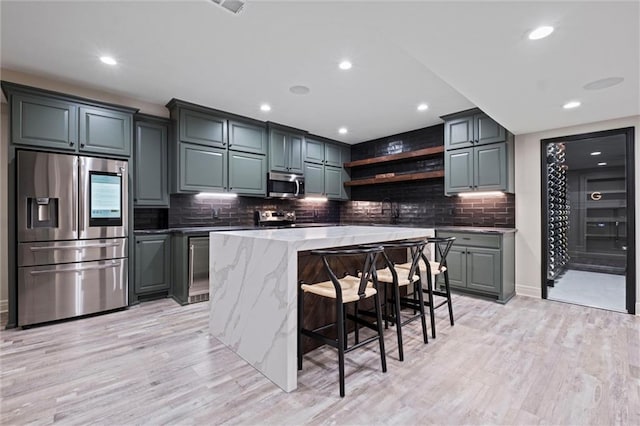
[1,295,639,425]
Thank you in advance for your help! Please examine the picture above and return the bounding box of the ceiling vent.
[211,0,245,14]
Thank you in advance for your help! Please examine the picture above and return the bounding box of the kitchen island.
[209,225,434,392]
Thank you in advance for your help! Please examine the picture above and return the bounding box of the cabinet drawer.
[437,231,501,249]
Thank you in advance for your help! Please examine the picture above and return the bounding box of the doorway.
[541,127,635,314]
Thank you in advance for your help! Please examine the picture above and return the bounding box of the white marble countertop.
[216,225,435,251]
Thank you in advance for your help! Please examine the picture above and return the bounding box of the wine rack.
[546,143,570,280]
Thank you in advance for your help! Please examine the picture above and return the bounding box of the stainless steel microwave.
[267,171,305,198]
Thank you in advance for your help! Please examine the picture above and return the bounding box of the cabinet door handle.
[69,141,75,147]
[188,244,194,289]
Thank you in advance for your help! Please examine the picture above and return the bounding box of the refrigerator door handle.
[29,261,120,275]
[78,156,86,234]
[29,242,121,252]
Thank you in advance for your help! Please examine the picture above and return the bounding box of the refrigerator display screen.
[89,172,122,226]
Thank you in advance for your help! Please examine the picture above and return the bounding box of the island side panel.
[209,233,298,392]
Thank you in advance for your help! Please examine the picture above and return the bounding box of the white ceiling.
[1,1,638,144]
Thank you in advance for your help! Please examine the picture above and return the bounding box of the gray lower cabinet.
[228,120,267,155]
[436,230,515,303]
[134,118,169,207]
[10,93,78,151]
[135,234,171,294]
[79,106,132,156]
[179,143,227,192]
[228,150,266,196]
[445,141,512,195]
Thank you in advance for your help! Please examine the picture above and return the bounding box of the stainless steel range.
[255,210,296,228]
[16,151,128,326]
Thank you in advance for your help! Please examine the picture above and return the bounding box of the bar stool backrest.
[380,239,428,282]
[311,246,384,303]
[427,237,456,272]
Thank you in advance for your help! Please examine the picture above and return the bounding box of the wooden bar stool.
[396,236,456,338]
[297,246,387,397]
[365,240,430,361]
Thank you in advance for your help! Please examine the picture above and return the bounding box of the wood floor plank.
[1,295,639,425]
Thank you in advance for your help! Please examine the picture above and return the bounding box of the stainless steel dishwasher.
[188,236,210,303]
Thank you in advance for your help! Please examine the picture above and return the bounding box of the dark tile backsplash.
[134,123,515,230]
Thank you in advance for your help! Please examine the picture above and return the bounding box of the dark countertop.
[436,226,517,234]
[134,223,341,236]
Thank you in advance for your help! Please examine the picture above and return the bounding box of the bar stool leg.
[354,301,360,344]
[373,291,387,373]
[426,272,437,339]
[392,282,404,362]
[415,280,429,344]
[444,269,454,326]
[298,286,304,370]
[336,298,346,398]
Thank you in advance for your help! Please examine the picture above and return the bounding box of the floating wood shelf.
[344,145,444,168]
[344,170,444,187]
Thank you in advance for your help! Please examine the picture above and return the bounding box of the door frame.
[540,127,636,314]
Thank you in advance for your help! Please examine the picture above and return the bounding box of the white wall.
[514,115,640,315]
[0,68,167,313]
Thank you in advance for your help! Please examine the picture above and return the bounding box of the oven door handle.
[29,242,121,252]
[29,261,120,275]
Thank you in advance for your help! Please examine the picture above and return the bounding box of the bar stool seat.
[362,269,419,287]
[301,276,376,303]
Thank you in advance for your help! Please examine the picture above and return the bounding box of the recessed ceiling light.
[338,127,348,135]
[583,77,624,90]
[99,56,117,66]
[338,60,352,70]
[597,162,607,166]
[590,151,602,156]
[289,85,310,95]
[417,103,429,112]
[260,103,271,112]
[563,101,581,109]
[528,26,554,40]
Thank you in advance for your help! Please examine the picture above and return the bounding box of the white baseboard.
[0,299,7,314]
[636,302,640,317]
[516,284,540,299]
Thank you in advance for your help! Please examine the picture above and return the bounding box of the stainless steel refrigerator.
[16,150,129,326]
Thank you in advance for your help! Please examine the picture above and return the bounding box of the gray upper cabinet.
[135,234,171,294]
[135,118,169,207]
[288,134,304,173]
[304,162,325,196]
[228,120,267,155]
[444,109,506,149]
[229,151,266,196]
[445,148,473,194]
[10,93,78,151]
[269,128,304,173]
[179,108,226,148]
[444,116,474,149]
[305,138,325,164]
[2,83,136,157]
[324,166,343,199]
[475,113,506,146]
[179,143,227,192]
[324,143,342,167]
[79,106,132,156]
[475,143,507,191]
